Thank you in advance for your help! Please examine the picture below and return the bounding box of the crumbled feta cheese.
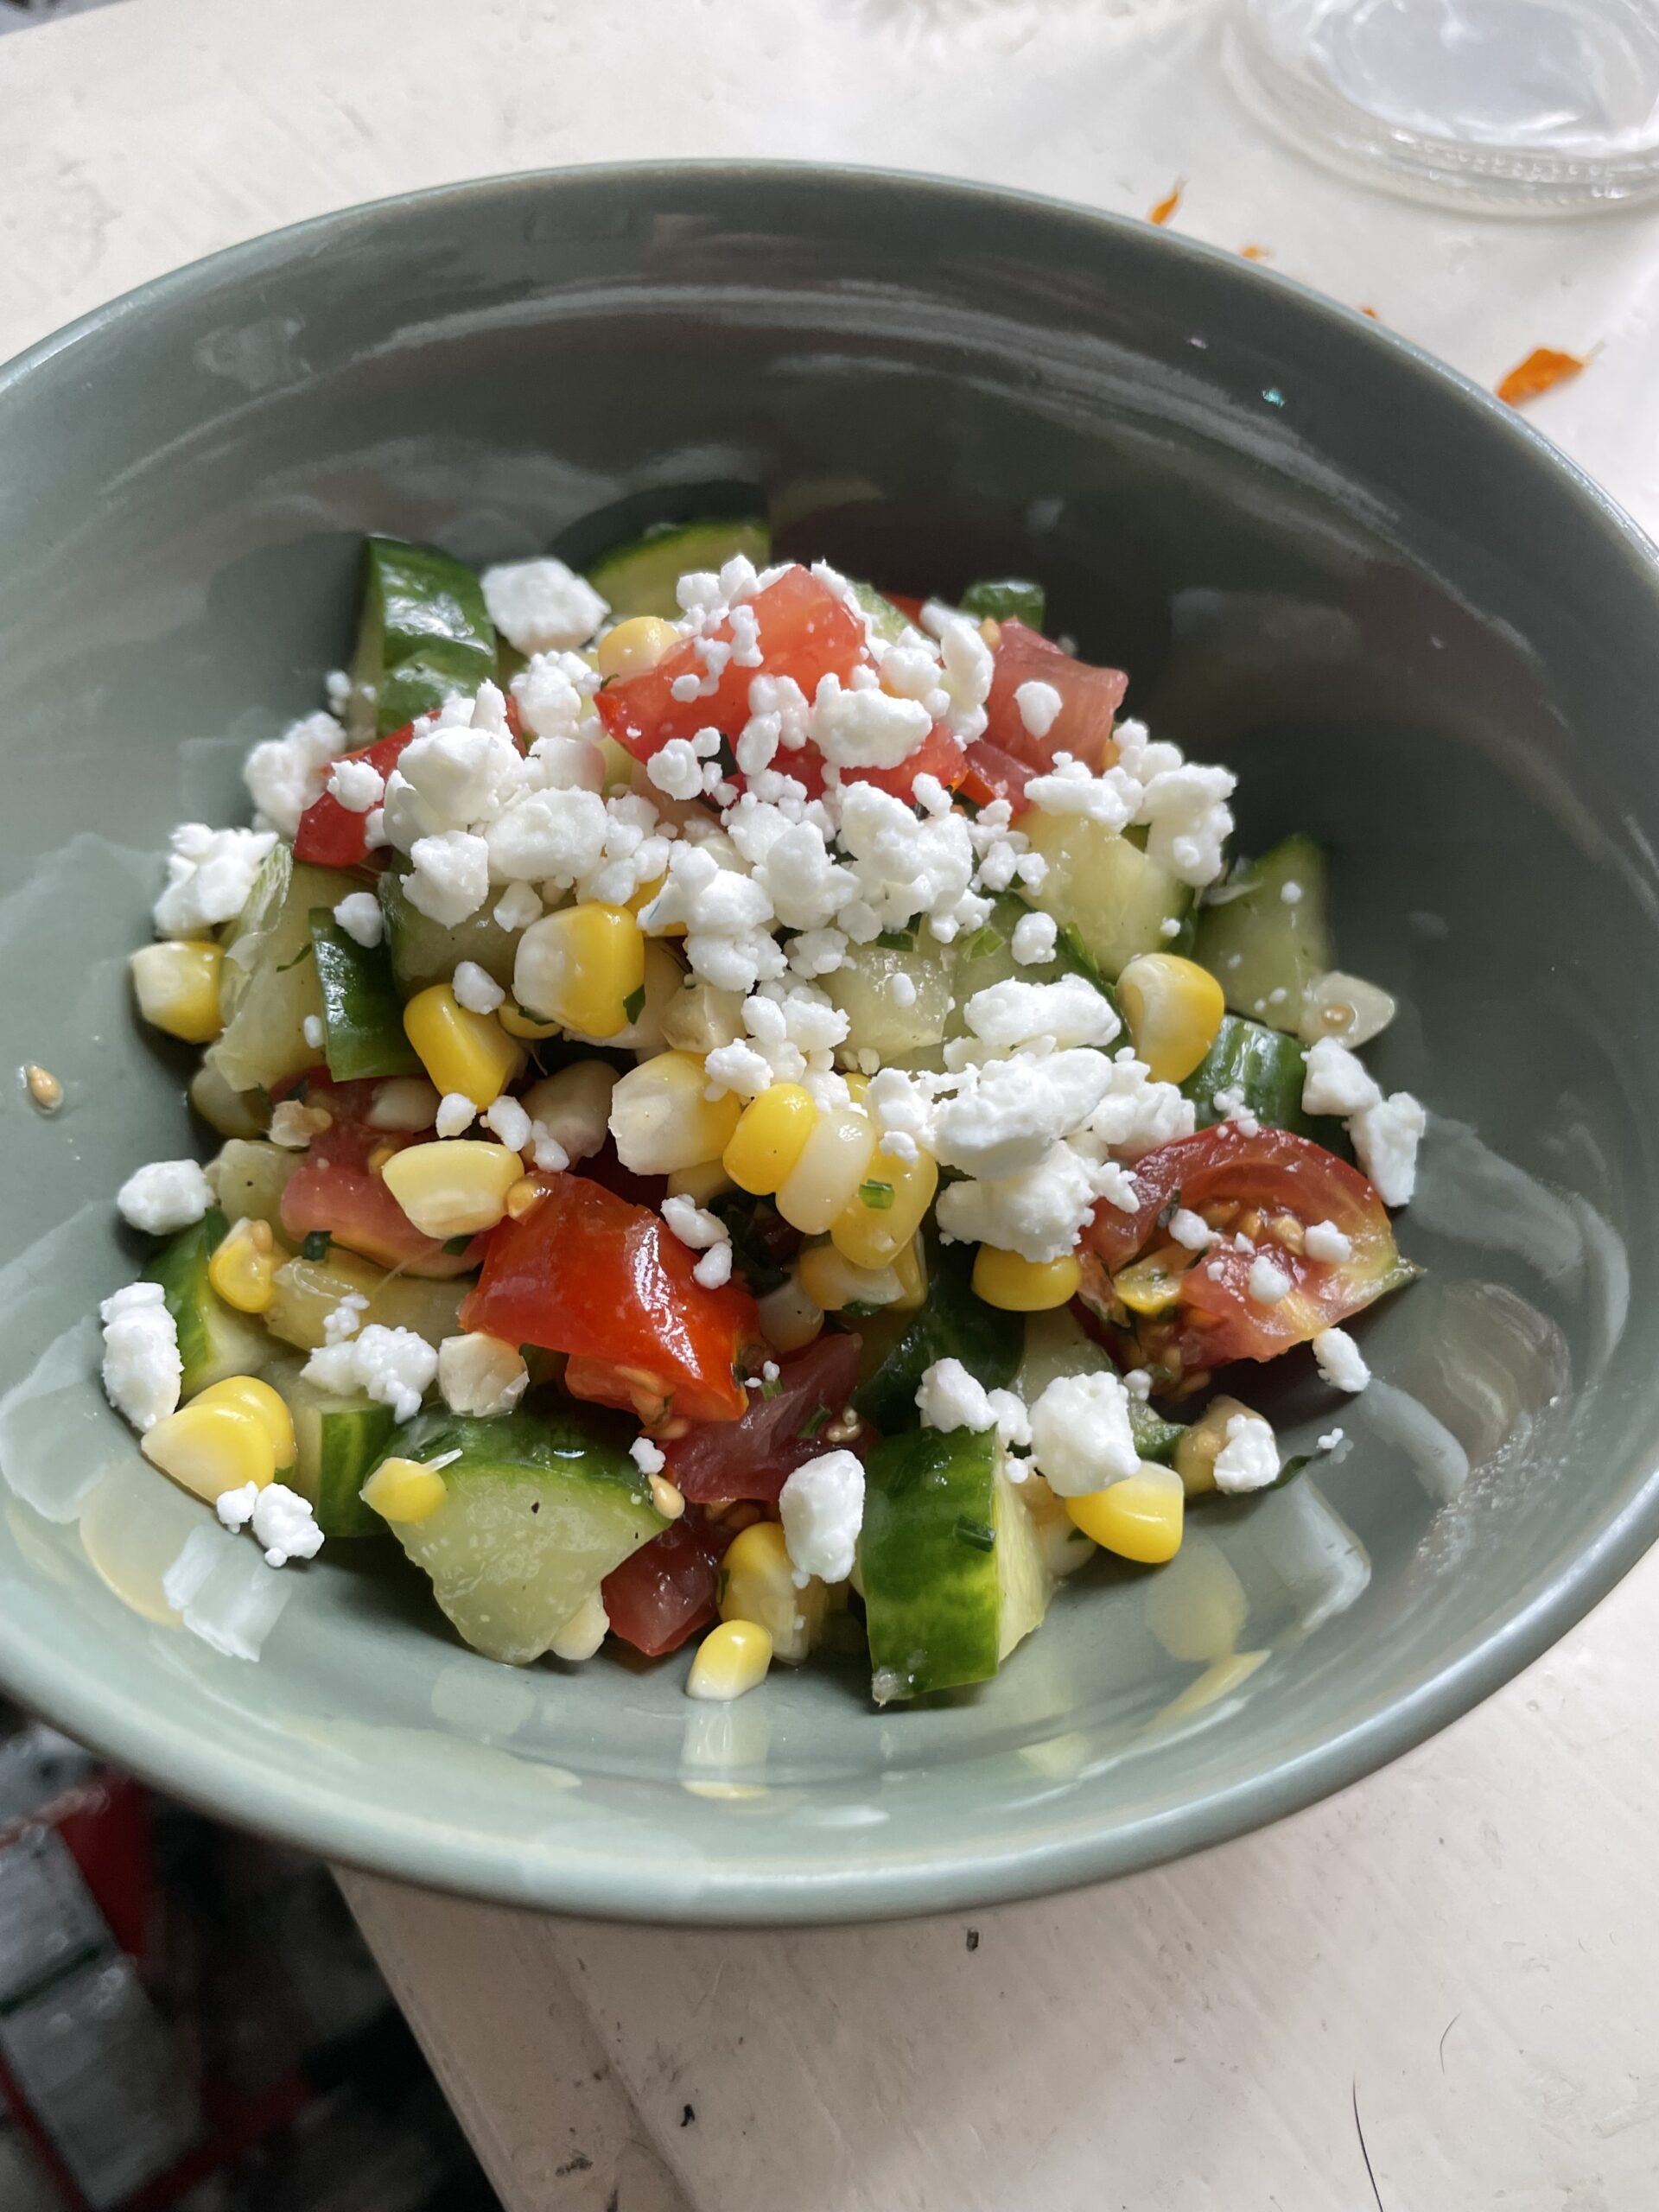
[321,1294,367,1345]
[1081,1049,1196,1159]
[934,1138,1103,1263]
[493,880,543,932]
[921,605,995,742]
[1213,1411,1279,1494]
[647,739,707,800]
[1136,764,1236,887]
[1318,1427,1346,1452]
[250,1483,325,1567]
[1159,916,1182,940]
[1248,1254,1292,1305]
[1312,1326,1370,1392]
[1011,910,1058,965]
[1014,680,1063,740]
[1169,1207,1216,1250]
[243,712,343,838]
[962,976,1119,1054]
[915,1357,995,1433]
[99,1281,181,1432]
[779,1449,865,1586]
[1213,1083,1261,1137]
[931,1052,1116,1180]
[328,755,385,812]
[529,1123,569,1172]
[153,823,276,938]
[631,1435,666,1478]
[302,1014,325,1052]
[216,1480,258,1533]
[702,1039,775,1102]
[810,676,932,771]
[301,1324,438,1424]
[437,1332,529,1417]
[481,557,607,654]
[1350,1091,1425,1207]
[1028,1370,1139,1497]
[333,890,384,948]
[490,787,609,890]
[116,1158,214,1236]
[435,1092,476,1138]
[1301,1037,1382,1118]
[1281,880,1304,906]
[481,1094,531,1151]
[366,1077,440,1131]
[404,830,492,926]
[693,1242,734,1289]
[1303,1217,1352,1264]
[662,1193,728,1250]
[384,723,524,846]
[452,959,505,1015]
[889,970,918,1010]
[512,649,597,741]
[1024,756,1136,828]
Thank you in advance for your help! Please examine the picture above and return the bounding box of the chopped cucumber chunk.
[265,1357,393,1538]
[587,518,771,620]
[1018,1307,1185,1465]
[209,1138,300,1244]
[1020,813,1192,980]
[1180,1012,1345,1152]
[1192,834,1332,1029]
[960,577,1045,629]
[207,845,335,1094]
[829,938,952,1064]
[374,1409,666,1664]
[854,1243,1021,1434]
[861,1427,1050,1702]
[378,861,519,995]
[348,537,497,741]
[264,1250,467,1354]
[309,910,422,1081]
[849,581,913,645]
[144,1209,267,1397]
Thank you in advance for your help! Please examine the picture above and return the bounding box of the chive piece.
[760,1374,783,1400]
[275,943,315,974]
[841,1299,886,1318]
[301,1230,331,1262]
[442,1234,474,1255]
[622,984,646,1023]
[858,1179,894,1210]
[961,923,1004,961]
[875,928,916,952]
[954,1515,996,1553]
[798,1402,832,1441]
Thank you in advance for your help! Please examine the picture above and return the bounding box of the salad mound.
[101,518,1423,1705]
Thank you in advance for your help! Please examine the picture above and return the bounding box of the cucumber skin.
[587,519,771,621]
[378,864,518,995]
[854,1243,1022,1435]
[1129,1401,1186,1465]
[308,912,422,1082]
[352,538,497,741]
[961,578,1046,628]
[301,1403,395,1539]
[861,1427,1001,1699]
[389,1408,651,1494]
[1192,832,1332,1026]
[1182,1014,1346,1151]
[143,1208,264,1396]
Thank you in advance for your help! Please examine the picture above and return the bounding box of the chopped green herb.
[442,1234,474,1255]
[797,1403,833,1441]
[760,1374,783,1400]
[275,943,315,975]
[961,923,1005,962]
[622,984,646,1023]
[875,929,917,952]
[858,1179,895,1211]
[960,577,1046,629]
[301,1230,331,1262]
[954,1515,996,1553]
[841,1299,887,1318]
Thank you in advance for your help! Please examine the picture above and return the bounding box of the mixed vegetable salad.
[99,517,1424,1706]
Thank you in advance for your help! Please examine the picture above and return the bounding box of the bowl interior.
[3,168,1658,1920]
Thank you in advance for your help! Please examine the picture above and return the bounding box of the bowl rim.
[4,157,1659,1924]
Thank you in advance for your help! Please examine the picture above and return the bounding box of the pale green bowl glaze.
[2,167,1657,1923]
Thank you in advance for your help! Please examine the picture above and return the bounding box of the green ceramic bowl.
[3,166,1656,1923]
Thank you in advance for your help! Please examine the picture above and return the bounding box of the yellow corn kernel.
[687,1618,774,1700]
[513,903,645,1039]
[841,1070,870,1104]
[1112,1249,1187,1316]
[360,1456,448,1525]
[207,1217,276,1314]
[756,1270,825,1353]
[723,1084,817,1196]
[830,1147,938,1269]
[498,1004,563,1041]
[718,1521,825,1664]
[777,1102,875,1236]
[130,941,225,1044]
[189,1375,296,1471]
[1116,954,1225,1085]
[665,1158,734,1206]
[597,614,680,682]
[1172,1393,1255,1497]
[380,1139,524,1239]
[1065,1468,1185,1564]
[797,1238,903,1314]
[402,985,524,1109]
[973,1246,1083,1312]
[608,1051,741,1176]
[141,1402,276,1503]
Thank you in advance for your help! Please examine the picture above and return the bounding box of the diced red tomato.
[959,738,1037,814]
[665,1332,868,1503]
[280,1164,478,1278]
[597,566,865,763]
[461,1173,758,1426]
[883,593,928,626]
[849,721,967,802]
[601,1513,732,1657]
[1079,1126,1413,1370]
[982,620,1128,773]
[294,723,417,868]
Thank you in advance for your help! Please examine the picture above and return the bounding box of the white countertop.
[6,2,1658,2204]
